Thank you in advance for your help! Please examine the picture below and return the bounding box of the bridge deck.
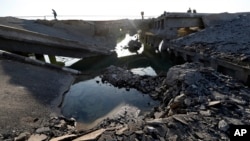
[0,24,110,58]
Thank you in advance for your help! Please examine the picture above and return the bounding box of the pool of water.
[60,34,183,128]
[61,76,159,123]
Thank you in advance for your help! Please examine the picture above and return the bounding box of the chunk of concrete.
[73,128,106,141]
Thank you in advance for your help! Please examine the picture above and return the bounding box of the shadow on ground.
[0,58,74,134]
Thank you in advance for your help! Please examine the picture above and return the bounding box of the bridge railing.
[14,15,156,21]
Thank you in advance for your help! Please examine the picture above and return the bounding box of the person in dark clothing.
[141,11,144,20]
[187,8,192,13]
[52,9,57,20]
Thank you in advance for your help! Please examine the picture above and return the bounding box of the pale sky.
[1,0,249,20]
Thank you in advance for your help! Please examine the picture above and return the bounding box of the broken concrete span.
[142,12,250,85]
[0,24,110,58]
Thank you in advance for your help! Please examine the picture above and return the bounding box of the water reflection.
[158,40,164,52]
[70,47,174,76]
[131,67,157,76]
[61,33,182,127]
[69,33,175,75]
[115,34,144,57]
[55,56,81,66]
[61,76,159,124]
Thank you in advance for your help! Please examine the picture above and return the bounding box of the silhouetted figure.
[141,11,144,20]
[52,9,57,20]
[193,9,197,13]
[187,8,192,13]
[164,11,167,16]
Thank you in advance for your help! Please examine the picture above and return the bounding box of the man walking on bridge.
[52,9,57,20]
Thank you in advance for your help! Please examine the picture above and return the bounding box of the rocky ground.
[7,63,250,141]
[97,63,250,141]
[1,14,250,141]
[0,57,75,141]
[168,13,250,67]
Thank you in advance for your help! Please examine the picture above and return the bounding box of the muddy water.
[60,34,181,128]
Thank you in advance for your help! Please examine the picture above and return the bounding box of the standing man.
[187,8,192,13]
[141,11,144,20]
[52,9,57,20]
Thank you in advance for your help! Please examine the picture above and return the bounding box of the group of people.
[162,8,197,17]
[187,8,197,13]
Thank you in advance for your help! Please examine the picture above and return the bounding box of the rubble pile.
[2,116,77,141]
[7,63,250,140]
[101,65,166,95]
[169,14,250,66]
[127,40,142,52]
[98,63,250,140]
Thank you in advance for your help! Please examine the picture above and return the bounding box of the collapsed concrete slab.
[0,57,75,134]
[0,24,110,58]
[164,13,250,85]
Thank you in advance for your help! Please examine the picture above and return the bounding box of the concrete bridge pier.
[48,55,56,64]
[33,54,64,66]
[48,55,65,66]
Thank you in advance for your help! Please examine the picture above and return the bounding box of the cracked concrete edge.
[0,50,82,75]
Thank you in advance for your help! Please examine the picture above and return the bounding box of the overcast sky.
[1,0,249,20]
